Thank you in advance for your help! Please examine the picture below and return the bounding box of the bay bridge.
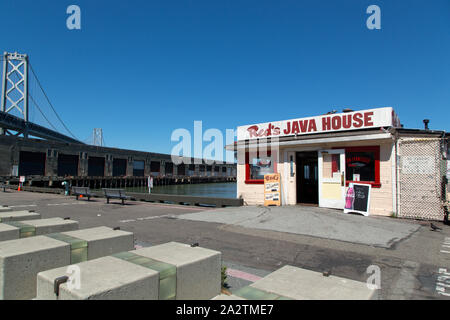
[0,52,236,189]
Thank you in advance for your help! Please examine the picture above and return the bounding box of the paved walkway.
[178,206,421,248]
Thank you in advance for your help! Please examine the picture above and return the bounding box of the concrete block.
[0,236,70,300]
[0,218,79,241]
[61,227,134,261]
[0,224,20,242]
[36,256,159,300]
[212,294,246,300]
[36,242,221,300]
[23,218,79,236]
[0,227,135,300]
[112,250,177,300]
[247,265,377,300]
[134,242,221,300]
[0,210,41,223]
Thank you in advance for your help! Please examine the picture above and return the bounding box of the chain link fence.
[398,138,445,220]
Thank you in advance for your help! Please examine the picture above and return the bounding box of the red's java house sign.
[237,107,400,141]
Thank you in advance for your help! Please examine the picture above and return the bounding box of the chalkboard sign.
[344,183,371,216]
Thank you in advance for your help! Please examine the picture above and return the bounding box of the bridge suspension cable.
[28,61,79,140]
[28,94,59,132]
[8,67,59,132]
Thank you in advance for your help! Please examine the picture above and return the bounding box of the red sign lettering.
[353,113,363,128]
[247,123,280,138]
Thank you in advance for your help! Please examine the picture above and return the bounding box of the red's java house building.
[229,107,449,220]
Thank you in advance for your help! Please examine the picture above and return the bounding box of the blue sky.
[1,0,449,155]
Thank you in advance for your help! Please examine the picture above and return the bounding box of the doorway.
[296,152,318,204]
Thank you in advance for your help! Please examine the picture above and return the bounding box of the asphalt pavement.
[0,189,449,299]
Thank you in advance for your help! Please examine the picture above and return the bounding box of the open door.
[296,152,318,204]
[318,149,346,209]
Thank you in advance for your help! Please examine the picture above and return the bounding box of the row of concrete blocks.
[0,216,79,241]
[0,206,222,300]
[0,226,135,300]
[0,214,221,300]
[0,207,81,241]
[0,206,375,300]
[0,207,136,299]
[36,242,221,300]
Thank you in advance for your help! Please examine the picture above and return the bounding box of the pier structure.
[0,135,236,189]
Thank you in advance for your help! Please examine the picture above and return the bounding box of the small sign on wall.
[11,165,18,177]
[402,156,435,174]
[264,173,281,206]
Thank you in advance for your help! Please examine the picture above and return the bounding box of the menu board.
[344,183,371,216]
[264,173,281,206]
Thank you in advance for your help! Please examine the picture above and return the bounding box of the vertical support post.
[23,54,29,138]
[0,52,7,135]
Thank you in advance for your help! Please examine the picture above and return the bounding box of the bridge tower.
[92,128,104,146]
[1,52,29,136]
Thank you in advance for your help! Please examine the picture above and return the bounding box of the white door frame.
[318,149,346,209]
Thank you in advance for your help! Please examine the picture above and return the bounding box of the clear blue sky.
[1,0,449,155]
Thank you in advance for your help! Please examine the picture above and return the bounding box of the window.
[165,162,174,175]
[322,153,340,179]
[188,164,195,176]
[245,151,277,184]
[304,165,310,179]
[133,160,145,177]
[114,158,127,177]
[177,164,186,176]
[344,146,380,187]
[150,161,160,173]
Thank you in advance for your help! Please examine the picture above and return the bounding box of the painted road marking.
[226,268,262,283]
[119,214,177,223]
[436,288,450,296]
[8,205,37,208]
[142,203,212,211]
[437,282,450,288]
[47,202,86,206]
[435,237,450,297]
